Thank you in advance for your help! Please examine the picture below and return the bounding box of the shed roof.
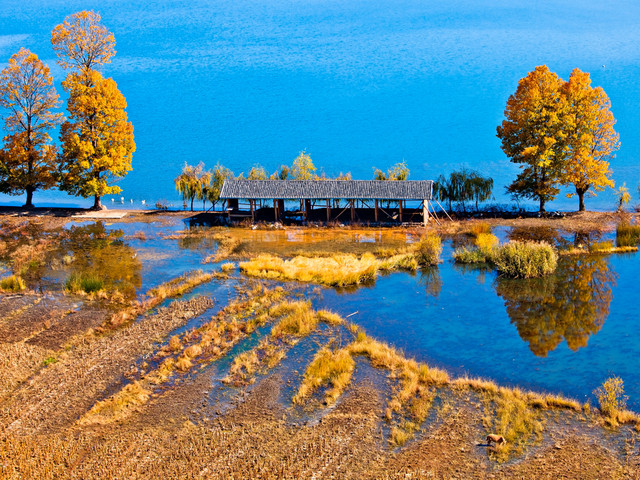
[220,179,433,200]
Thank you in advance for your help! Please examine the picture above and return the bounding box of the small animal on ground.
[486,434,506,446]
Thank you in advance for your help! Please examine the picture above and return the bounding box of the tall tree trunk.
[93,195,103,210]
[24,187,34,209]
[190,196,194,211]
[577,187,587,212]
[539,197,546,213]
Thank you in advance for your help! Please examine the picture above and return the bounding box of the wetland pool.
[2,219,638,409]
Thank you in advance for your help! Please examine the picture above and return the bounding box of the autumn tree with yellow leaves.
[497,66,566,213]
[0,48,62,208]
[561,69,619,211]
[498,65,619,212]
[52,11,134,210]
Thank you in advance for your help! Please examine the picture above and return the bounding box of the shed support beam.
[423,200,429,226]
[274,199,278,222]
[350,200,355,222]
[326,199,331,223]
[399,200,403,223]
[374,199,379,222]
[250,199,255,222]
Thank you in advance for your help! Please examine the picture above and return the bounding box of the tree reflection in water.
[495,255,616,357]
[60,222,142,300]
[419,267,442,298]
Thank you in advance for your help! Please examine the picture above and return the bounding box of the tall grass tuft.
[413,232,442,266]
[0,275,26,292]
[453,246,490,264]
[294,347,355,405]
[594,376,628,425]
[470,222,492,237]
[491,241,557,278]
[65,273,104,294]
[240,253,378,286]
[616,222,640,247]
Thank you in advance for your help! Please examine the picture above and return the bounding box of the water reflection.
[58,223,142,299]
[495,255,616,357]
[419,267,442,298]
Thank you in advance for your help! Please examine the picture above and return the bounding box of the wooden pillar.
[423,200,429,226]
[399,200,403,223]
[250,199,255,222]
[326,199,331,223]
[274,199,278,222]
[374,199,379,222]
[304,199,312,222]
[350,200,355,223]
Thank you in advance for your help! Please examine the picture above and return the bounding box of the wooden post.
[423,200,429,226]
[350,200,355,223]
[305,199,311,222]
[274,199,278,222]
[250,199,255,222]
[326,199,331,223]
[374,199,379,222]
[399,200,403,223]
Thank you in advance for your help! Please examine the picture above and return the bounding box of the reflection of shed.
[219,179,441,225]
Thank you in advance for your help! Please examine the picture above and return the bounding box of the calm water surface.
[1,0,640,210]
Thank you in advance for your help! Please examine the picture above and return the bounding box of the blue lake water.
[1,0,640,210]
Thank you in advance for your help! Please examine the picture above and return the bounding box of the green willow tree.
[434,168,493,212]
[175,162,210,211]
[0,48,62,207]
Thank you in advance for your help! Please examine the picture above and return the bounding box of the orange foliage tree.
[498,65,619,212]
[0,48,62,207]
[57,70,135,209]
[561,69,619,211]
[52,11,134,210]
[497,66,566,213]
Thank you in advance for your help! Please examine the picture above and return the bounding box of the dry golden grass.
[78,381,151,426]
[0,274,26,292]
[294,347,355,405]
[241,253,378,287]
[270,301,319,338]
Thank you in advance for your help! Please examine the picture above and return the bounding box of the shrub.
[65,273,104,294]
[491,241,557,278]
[470,222,492,237]
[453,246,489,264]
[0,275,26,292]
[594,376,627,422]
[589,241,614,253]
[475,232,499,251]
[413,232,442,266]
[616,222,640,247]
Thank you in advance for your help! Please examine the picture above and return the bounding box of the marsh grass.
[491,241,557,278]
[79,381,151,426]
[413,232,442,266]
[241,254,378,287]
[616,222,640,247]
[294,347,355,405]
[0,275,26,292]
[453,246,490,264]
[65,273,104,294]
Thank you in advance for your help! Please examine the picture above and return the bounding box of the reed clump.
[453,246,490,264]
[412,232,442,266]
[240,253,378,287]
[0,274,26,292]
[491,241,557,278]
[616,222,640,247]
[79,381,151,426]
[65,273,104,294]
[294,347,355,405]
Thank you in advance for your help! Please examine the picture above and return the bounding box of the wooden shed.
[219,179,438,225]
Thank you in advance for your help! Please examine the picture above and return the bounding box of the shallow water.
[1,0,639,211]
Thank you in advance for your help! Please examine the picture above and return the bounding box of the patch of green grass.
[65,273,104,294]
[43,356,57,366]
[453,246,490,264]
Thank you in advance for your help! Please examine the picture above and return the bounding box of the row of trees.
[174,153,412,211]
[498,66,619,212]
[434,168,494,212]
[0,11,135,209]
